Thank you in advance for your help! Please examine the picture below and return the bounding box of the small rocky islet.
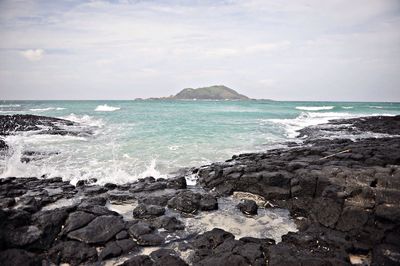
[0,114,400,265]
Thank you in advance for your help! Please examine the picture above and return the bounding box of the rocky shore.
[0,114,399,265]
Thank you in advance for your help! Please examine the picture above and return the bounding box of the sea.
[1,100,400,185]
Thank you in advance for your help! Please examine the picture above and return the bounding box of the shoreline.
[0,115,399,265]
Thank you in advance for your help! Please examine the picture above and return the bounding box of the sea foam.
[295,106,334,111]
[95,104,120,112]
[30,107,65,111]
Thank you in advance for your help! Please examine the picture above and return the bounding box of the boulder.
[4,225,42,247]
[167,190,201,213]
[32,208,69,249]
[67,215,125,244]
[132,204,165,219]
[48,240,97,265]
[150,249,188,266]
[336,206,369,232]
[199,194,218,211]
[313,198,342,228]
[61,211,96,235]
[237,199,258,215]
[121,255,154,266]
[152,216,184,232]
[0,249,41,266]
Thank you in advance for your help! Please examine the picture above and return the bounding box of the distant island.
[148,85,250,100]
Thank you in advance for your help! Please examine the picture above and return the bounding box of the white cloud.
[20,49,44,61]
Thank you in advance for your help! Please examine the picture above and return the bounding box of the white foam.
[268,112,393,138]
[94,104,120,112]
[296,106,334,111]
[29,107,66,111]
[138,159,161,179]
[342,106,353,109]
[369,106,383,109]
[60,113,104,128]
[0,104,21,107]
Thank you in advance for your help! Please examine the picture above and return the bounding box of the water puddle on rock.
[106,200,138,220]
[105,193,297,244]
[182,196,297,243]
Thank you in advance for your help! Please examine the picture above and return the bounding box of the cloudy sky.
[0,0,399,101]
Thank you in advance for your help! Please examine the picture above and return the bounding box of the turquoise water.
[1,100,400,184]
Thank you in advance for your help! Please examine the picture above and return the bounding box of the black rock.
[104,182,117,190]
[32,208,69,249]
[313,197,342,228]
[99,241,122,260]
[128,222,154,239]
[132,204,166,219]
[3,225,42,247]
[116,230,129,240]
[192,228,235,250]
[136,233,164,246]
[152,216,184,231]
[48,240,97,265]
[0,249,42,266]
[0,198,16,208]
[79,196,107,206]
[139,194,174,207]
[372,244,400,266]
[61,211,96,235]
[199,194,218,211]
[82,185,108,195]
[167,190,202,213]
[67,215,125,244]
[336,206,369,231]
[150,249,188,266]
[121,255,154,266]
[237,199,258,215]
[167,176,187,189]
[116,239,138,253]
[77,205,118,216]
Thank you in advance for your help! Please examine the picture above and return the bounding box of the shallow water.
[1,100,399,184]
[106,194,296,243]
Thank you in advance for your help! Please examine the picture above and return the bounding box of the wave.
[95,104,120,112]
[369,106,383,109]
[268,112,395,138]
[342,106,353,109]
[30,107,66,111]
[296,106,334,111]
[0,104,21,107]
[60,113,104,128]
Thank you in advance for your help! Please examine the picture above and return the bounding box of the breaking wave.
[95,104,120,112]
[295,106,334,111]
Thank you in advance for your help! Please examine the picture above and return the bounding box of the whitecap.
[60,113,104,128]
[269,112,397,138]
[29,107,65,111]
[0,104,21,107]
[295,106,334,111]
[30,107,55,111]
[342,106,353,109]
[94,104,120,112]
[369,106,383,109]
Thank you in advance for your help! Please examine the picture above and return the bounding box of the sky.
[0,0,399,101]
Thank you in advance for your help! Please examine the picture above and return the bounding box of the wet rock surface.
[0,114,89,139]
[0,115,399,265]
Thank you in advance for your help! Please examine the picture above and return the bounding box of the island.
[149,85,250,100]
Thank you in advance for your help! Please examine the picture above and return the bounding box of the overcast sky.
[0,0,399,101]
